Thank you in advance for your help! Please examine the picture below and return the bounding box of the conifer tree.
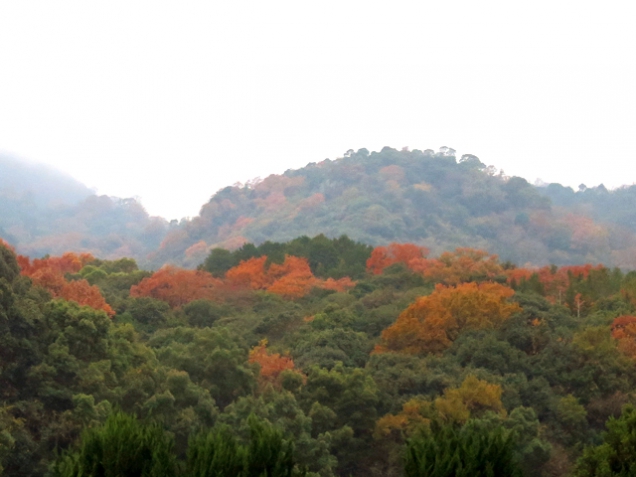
[404,421,521,477]
[186,414,297,477]
[52,412,176,477]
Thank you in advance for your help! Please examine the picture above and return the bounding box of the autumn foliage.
[17,252,114,316]
[366,243,430,275]
[225,255,356,299]
[410,248,504,285]
[374,376,504,439]
[225,256,270,289]
[130,266,222,308]
[249,339,299,388]
[612,315,636,358]
[367,244,506,286]
[376,282,520,355]
[58,279,115,316]
[17,252,94,277]
[267,256,317,299]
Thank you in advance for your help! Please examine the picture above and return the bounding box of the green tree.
[187,414,298,477]
[574,405,636,476]
[52,411,177,477]
[404,421,522,477]
[201,248,238,277]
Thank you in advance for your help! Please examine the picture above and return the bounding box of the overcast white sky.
[0,1,634,220]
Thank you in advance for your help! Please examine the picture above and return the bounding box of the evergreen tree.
[52,412,176,477]
[187,414,297,477]
[574,405,636,476]
[404,421,521,477]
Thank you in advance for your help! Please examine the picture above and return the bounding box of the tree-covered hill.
[4,237,636,475]
[4,148,636,270]
[0,154,169,262]
[151,147,636,269]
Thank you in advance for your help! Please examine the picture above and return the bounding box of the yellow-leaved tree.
[375,282,521,355]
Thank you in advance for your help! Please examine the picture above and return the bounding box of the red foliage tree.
[248,339,297,388]
[130,266,222,308]
[267,256,317,299]
[18,252,94,276]
[320,277,357,293]
[367,243,430,275]
[225,256,270,289]
[225,255,322,299]
[410,248,503,285]
[60,279,115,317]
[18,252,113,316]
[612,316,636,359]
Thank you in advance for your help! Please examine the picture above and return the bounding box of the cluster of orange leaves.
[375,282,520,355]
[17,252,115,317]
[130,254,356,308]
[248,339,301,388]
[505,263,602,302]
[367,245,505,285]
[225,255,355,299]
[130,266,223,308]
[612,315,636,358]
[366,243,430,275]
[368,244,603,307]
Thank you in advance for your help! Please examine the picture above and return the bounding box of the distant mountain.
[0,154,168,262]
[0,154,92,206]
[150,147,636,269]
[3,149,636,269]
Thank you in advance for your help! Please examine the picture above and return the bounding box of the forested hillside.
[0,154,168,261]
[151,147,636,269]
[3,148,636,271]
[3,236,636,476]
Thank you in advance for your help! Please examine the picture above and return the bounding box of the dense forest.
[3,148,636,271]
[150,147,636,270]
[4,234,636,476]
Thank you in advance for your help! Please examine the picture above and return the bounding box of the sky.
[0,1,634,220]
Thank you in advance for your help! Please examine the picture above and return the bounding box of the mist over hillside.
[0,154,168,262]
[0,154,92,206]
[3,148,636,270]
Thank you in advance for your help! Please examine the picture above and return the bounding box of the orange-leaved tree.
[59,279,115,317]
[248,339,300,388]
[375,282,520,355]
[225,256,270,289]
[612,315,636,358]
[409,248,504,285]
[374,375,504,439]
[320,277,357,293]
[130,266,222,308]
[267,255,317,299]
[366,243,430,275]
[225,255,323,299]
[18,252,113,316]
[18,252,94,277]
[434,375,505,423]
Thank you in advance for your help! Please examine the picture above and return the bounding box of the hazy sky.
[0,1,634,220]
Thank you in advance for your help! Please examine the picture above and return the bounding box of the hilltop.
[151,147,636,269]
[3,148,635,270]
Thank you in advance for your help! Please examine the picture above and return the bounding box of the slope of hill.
[0,154,168,262]
[151,147,636,269]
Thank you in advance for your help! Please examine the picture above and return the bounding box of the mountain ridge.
[151,147,636,269]
[2,148,636,269]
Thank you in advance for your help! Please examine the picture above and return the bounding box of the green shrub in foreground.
[404,421,522,477]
